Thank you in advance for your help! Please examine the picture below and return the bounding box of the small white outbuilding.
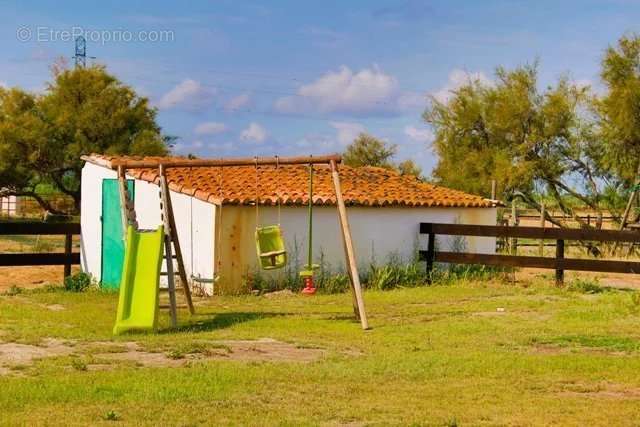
[80,155,498,295]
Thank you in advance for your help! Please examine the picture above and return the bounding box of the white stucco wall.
[213,204,497,293]
[80,162,215,294]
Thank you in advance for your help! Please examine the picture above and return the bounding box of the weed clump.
[568,278,605,294]
[102,410,120,421]
[64,272,92,292]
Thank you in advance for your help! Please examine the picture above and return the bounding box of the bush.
[318,274,351,294]
[568,278,605,294]
[64,272,92,292]
[367,262,426,290]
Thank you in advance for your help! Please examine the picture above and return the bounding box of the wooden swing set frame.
[107,154,369,330]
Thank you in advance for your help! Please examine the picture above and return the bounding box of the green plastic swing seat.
[255,225,287,270]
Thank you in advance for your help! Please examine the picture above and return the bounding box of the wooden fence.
[419,223,640,285]
[0,195,76,219]
[0,222,80,279]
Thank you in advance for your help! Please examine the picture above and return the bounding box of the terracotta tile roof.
[83,155,496,208]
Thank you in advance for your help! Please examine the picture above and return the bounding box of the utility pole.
[73,36,95,68]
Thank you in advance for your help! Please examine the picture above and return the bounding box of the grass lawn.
[2,279,640,425]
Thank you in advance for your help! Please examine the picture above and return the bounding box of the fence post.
[539,203,545,256]
[426,231,435,284]
[511,201,518,255]
[64,233,72,279]
[555,239,564,286]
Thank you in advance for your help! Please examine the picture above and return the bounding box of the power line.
[104,56,435,95]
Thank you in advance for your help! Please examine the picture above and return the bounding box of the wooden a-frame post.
[158,165,195,315]
[330,160,369,330]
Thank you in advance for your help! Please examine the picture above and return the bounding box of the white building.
[80,155,498,295]
[0,195,17,216]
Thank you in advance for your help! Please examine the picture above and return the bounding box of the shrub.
[64,272,92,292]
[431,263,507,285]
[318,274,350,294]
[3,285,23,296]
[71,358,87,371]
[102,410,120,421]
[568,278,604,294]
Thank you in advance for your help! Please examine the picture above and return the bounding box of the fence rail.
[0,221,80,279]
[419,223,640,284]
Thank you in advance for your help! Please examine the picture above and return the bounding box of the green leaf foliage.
[0,64,169,213]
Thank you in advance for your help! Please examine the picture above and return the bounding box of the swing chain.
[275,155,281,225]
[216,162,223,272]
[254,156,260,226]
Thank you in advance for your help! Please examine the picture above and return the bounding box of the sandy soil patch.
[530,343,630,357]
[517,268,640,290]
[555,381,640,399]
[0,338,73,369]
[0,266,80,292]
[215,338,324,362]
[0,338,325,374]
[94,338,324,367]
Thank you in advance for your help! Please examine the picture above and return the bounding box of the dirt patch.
[556,382,640,399]
[529,343,630,356]
[0,266,80,292]
[516,267,640,290]
[263,289,295,298]
[43,304,65,311]
[472,309,507,317]
[216,338,324,362]
[0,338,73,370]
[0,338,325,374]
[94,338,324,368]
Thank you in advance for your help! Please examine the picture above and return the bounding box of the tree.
[598,34,640,185]
[0,88,54,212]
[397,159,423,180]
[424,63,603,229]
[0,64,169,213]
[343,133,397,169]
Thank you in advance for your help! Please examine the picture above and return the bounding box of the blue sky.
[1,0,639,174]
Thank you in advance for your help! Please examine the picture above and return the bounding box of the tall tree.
[397,159,423,180]
[0,64,169,213]
[424,63,602,229]
[598,34,640,185]
[343,133,397,169]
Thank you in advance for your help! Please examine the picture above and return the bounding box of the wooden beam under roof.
[82,154,342,170]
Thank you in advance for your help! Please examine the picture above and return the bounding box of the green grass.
[1,281,640,425]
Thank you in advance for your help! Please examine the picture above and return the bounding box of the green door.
[101,179,134,290]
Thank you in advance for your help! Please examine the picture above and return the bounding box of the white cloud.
[330,121,366,146]
[0,81,7,88]
[433,69,492,103]
[157,79,215,111]
[274,65,418,116]
[224,93,252,111]
[240,122,267,143]
[194,121,227,136]
[173,140,204,153]
[404,125,434,143]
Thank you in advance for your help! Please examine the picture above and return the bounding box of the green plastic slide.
[113,225,165,335]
